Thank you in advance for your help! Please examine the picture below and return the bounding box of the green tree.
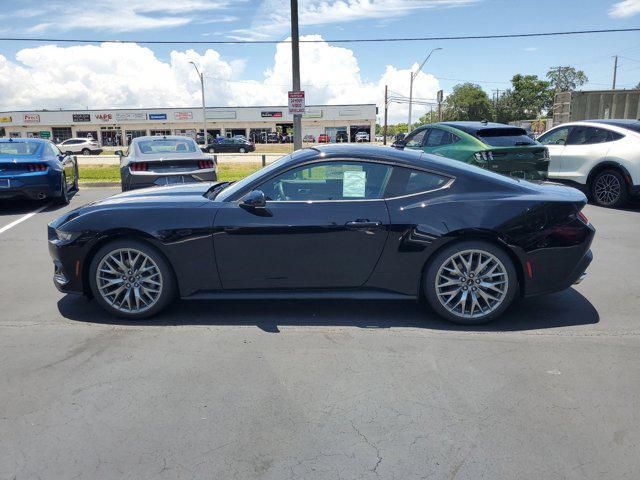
[416,109,439,126]
[499,74,553,121]
[546,66,589,92]
[443,83,493,121]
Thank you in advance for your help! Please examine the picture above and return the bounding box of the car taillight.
[577,210,589,225]
[473,151,493,162]
[27,163,47,172]
[130,162,148,171]
[198,160,215,169]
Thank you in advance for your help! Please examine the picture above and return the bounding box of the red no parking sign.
[288,91,305,114]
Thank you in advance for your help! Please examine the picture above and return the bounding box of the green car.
[394,121,550,180]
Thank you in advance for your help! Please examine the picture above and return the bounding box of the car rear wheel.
[89,239,176,319]
[239,147,246,153]
[424,240,518,324]
[208,146,215,153]
[81,148,91,155]
[591,169,628,208]
[54,175,70,205]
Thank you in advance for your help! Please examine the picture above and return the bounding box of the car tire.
[81,148,91,155]
[590,169,628,208]
[54,175,70,205]
[239,147,246,153]
[208,146,215,153]
[89,239,176,320]
[423,240,518,325]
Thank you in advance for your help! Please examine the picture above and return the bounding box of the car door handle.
[345,220,382,230]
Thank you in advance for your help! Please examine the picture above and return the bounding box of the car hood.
[96,182,221,205]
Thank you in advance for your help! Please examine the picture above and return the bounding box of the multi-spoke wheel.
[591,169,628,208]
[424,240,518,324]
[89,240,176,319]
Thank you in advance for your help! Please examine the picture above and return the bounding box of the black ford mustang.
[48,144,594,324]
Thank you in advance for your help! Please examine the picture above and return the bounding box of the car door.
[213,160,392,290]
[561,126,615,184]
[422,128,460,158]
[48,142,75,184]
[538,126,571,179]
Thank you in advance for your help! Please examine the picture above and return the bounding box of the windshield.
[477,128,536,147]
[0,142,42,156]
[215,155,292,201]
[136,139,197,154]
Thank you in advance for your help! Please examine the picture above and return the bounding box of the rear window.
[476,128,536,147]
[0,142,41,156]
[137,139,197,154]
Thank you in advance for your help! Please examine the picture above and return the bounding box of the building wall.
[0,105,376,145]
[552,89,640,125]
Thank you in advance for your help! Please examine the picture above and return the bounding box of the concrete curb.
[80,182,120,188]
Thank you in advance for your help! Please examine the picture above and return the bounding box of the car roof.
[0,137,48,144]
[131,135,196,142]
[435,121,526,135]
[583,119,640,133]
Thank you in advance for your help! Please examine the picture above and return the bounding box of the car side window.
[48,143,62,157]
[257,161,392,201]
[425,128,456,147]
[567,126,621,145]
[539,127,571,146]
[404,129,428,148]
[384,167,449,197]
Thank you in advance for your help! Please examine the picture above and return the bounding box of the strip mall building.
[0,104,376,146]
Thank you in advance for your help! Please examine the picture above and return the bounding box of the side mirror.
[114,150,124,156]
[241,190,266,209]
[392,140,406,149]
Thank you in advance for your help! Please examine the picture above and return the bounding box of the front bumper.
[122,168,217,191]
[48,228,87,295]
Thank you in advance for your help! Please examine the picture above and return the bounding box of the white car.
[57,137,103,155]
[538,119,640,207]
[355,131,370,142]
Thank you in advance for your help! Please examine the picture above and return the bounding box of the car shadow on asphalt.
[57,287,599,333]
[0,191,80,216]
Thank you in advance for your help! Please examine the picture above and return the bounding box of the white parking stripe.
[0,203,51,235]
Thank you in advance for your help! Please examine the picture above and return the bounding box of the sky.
[0,0,639,123]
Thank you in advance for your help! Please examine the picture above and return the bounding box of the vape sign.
[288,91,305,114]
[95,113,113,122]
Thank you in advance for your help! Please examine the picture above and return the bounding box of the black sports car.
[48,144,594,324]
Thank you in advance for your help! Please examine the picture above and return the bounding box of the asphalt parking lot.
[0,187,639,480]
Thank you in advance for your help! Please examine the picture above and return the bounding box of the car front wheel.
[239,147,246,153]
[591,169,628,208]
[424,240,518,324]
[208,146,215,153]
[89,240,176,319]
[81,148,91,155]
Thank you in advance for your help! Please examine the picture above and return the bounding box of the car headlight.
[52,228,80,243]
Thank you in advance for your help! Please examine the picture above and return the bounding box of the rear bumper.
[122,169,217,191]
[0,173,57,200]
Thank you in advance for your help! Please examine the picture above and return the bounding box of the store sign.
[40,131,51,138]
[303,109,322,119]
[72,114,90,122]
[95,113,113,122]
[339,108,362,117]
[23,114,40,123]
[0,116,11,123]
[149,113,167,120]
[288,91,305,114]
[174,111,193,120]
[205,110,236,120]
[115,112,147,122]
[261,111,283,118]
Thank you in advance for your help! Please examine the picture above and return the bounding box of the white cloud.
[609,0,640,17]
[17,0,237,33]
[230,0,480,40]
[0,36,439,123]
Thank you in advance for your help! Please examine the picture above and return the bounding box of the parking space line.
[0,203,51,235]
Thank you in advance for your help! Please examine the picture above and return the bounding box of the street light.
[190,61,207,146]
[407,47,442,133]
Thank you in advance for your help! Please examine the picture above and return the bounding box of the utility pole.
[383,84,388,145]
[408,47,442,133]
[493,89,500,122]
[290,0,302,151]
[190,62,207,146]
[612,55,618,90]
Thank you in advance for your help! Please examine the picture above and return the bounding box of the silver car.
[117,135,217,191]
[57,137,102,155]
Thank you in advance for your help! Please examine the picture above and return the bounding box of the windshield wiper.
[205,181,234,200]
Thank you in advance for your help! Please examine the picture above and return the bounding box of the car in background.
[57,137,102,156]
[318,134,330,143]
[117,135,217,191]
[537,119,640,208]
[266,133,280,143]
[204,137,255,154]
[336,132,348,143]
[394,122,549,181]
[303,134,316,143]
[355,131,370,142]
[49,144,594,324]
[0,138,78,204]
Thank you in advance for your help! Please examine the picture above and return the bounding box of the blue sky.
[0,0,639,121]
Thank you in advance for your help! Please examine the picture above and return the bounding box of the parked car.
[0,138,78,204]
[394,122,549,180]
[537,119,640,208]
[117,135,217,191]
[318,134,330,143]
[355,131,370,142]
[303,134,316,143]
[57,137,102,155]
[204,137,255,154]
[49,144,594,325]
[266,133,280,143]
[336,132,349,143]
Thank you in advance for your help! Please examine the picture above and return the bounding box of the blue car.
[0,138,78,204]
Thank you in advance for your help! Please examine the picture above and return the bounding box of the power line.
[0,28,639,45]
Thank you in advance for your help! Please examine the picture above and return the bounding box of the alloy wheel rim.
[435,249,509,319]
[594,174,621,206]
[96,248,162,313]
